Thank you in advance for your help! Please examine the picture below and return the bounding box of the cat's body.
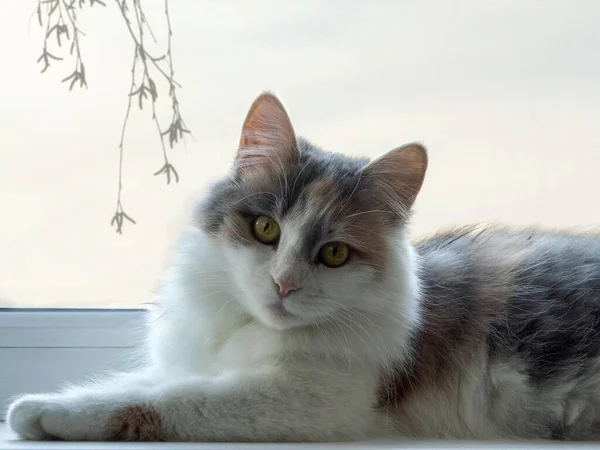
[387,226,600,440]
[7,93,600,442]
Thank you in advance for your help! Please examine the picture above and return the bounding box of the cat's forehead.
[244,140,370,216]
[199,140,391,265]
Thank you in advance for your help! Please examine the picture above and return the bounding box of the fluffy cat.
[7,93,600,442]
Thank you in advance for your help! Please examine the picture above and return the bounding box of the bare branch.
[34,0,191,234]
[162,0,190,149]
[111,45,138,233]
[58,0,87,89]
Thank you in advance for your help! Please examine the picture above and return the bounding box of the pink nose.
[274,279,300,298]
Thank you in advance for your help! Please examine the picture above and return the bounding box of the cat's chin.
[260,306,303,331]
[248,301,308,331]
[241,291,331,331]
[267,303,294,318]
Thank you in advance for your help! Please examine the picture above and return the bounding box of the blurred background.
[1,0,599,307]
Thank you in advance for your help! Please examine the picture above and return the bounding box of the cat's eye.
[252,216,281,245]
[319,242,350,268]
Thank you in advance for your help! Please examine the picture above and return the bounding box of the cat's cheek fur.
[221,243,296,330]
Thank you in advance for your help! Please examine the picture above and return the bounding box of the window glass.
[1,0,599,307]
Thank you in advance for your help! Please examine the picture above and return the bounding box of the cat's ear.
[235,92,299,174]
[362,143,428,213]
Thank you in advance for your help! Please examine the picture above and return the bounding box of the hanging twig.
[110,46,137,234]
[130,0,179,185]
[34,0,190,234]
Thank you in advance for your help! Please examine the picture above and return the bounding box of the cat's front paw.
[7,393,113,441]
[7,394,164,442]
[7,395,63,440]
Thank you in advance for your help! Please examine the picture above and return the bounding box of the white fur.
[9,213,600,441]
[7,210,421,441]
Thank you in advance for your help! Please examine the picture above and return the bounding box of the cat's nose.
[274,279,300,299]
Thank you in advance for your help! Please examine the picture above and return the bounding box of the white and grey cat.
[7,93,600,442]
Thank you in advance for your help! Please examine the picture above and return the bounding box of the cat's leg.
[8,367,377,442]
[7,369,164,441]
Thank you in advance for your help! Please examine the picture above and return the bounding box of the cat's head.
[197,93,427,330]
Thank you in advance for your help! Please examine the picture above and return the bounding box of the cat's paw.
[6,395,61,440]
[7,394,163,441]
[7,393,111,441]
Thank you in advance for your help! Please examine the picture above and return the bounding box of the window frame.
[0,309,145,419]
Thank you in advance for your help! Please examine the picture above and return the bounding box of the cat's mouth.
[267,302,293,318]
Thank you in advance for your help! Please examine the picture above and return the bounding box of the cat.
[7,92,600,442]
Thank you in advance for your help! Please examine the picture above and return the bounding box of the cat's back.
[416,224,600,286]
[382,226,600,439]
[415,225,600,316]
[414,225,600,378]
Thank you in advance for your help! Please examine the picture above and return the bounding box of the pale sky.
[1,0,599,307]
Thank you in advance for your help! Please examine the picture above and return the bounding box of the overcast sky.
[1,0,599,307]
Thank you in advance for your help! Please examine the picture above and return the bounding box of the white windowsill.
[3,424,600,450]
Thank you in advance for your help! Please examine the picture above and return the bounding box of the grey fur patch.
[380,225,600,440]
[488,230,600,383]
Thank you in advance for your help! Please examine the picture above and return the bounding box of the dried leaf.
[153,163,179,185]
[69,74,79,90]
[122,212,136,224]
[46,51,62,61]
[61,71,77,83]
[49,0,59,15]
[79,64,87,88]
[148,78,157,102]
[46,24,58,38]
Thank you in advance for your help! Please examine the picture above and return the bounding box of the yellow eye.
[252,216,281,244]
[319,242,350,268]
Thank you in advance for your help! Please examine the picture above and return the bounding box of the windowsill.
[1,424,398,449]
[2,425,600,450]
[0,424,412,449]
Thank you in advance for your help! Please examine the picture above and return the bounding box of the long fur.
[7,94,600,442]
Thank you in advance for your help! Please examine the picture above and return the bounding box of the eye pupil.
[319,241,350,268]
[252,216,280,245]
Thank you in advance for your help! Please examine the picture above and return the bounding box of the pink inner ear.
[236,93,298,172]
[363,143,428,210]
